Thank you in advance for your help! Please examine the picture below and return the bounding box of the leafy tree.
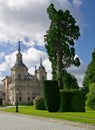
[44,4,80,89]
[63,72,79,89]
[86,83,95,109]
[83,49,95,94]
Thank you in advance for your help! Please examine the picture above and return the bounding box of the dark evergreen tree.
[83,49,95,94]
[44,4,80,89]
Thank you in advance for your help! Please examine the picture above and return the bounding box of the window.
[32,96,35,100]
[18,74,21,79]
[27,97,30,101]
[42,76,45,81]
[19,97,22,101]
[19,92,22,96]
[27,92,30,95]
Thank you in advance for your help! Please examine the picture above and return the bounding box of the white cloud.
[5,51,16,66]
[0,0,84,84]
[0,0,83,44]
[23,47,47,67]
[43,58,52,79]
[73,0,82,8]
[0,62,9,72]
[0,0,49,42]
[0,52,5,59]
[67,63,86,87]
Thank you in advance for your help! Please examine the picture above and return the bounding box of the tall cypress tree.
[44,4,80,89]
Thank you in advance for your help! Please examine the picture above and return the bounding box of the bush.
[42,80,60,112]
[59,89,85,112]
[33,96,46,110]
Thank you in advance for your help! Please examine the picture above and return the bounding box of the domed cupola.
[36,58,47,83]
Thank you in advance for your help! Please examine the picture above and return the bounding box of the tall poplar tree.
[44,4,80,89]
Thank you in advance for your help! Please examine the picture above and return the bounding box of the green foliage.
[42,80,60,112]
[86,83,95,109]
[63,72,79,89]
[59,90,73,112]
[44,3,80,89]
[33,96,46,110]
[59,89,85,112]
[72,91,85,112]
[83,49,95,94]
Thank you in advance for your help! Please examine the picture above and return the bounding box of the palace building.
[1,41,47,105]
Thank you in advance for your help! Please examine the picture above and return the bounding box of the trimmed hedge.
[59,89,85,112]
[33,96,46,110]
[42,80,60,112]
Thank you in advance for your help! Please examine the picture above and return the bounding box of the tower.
[11,41,28,81]
[36,58,47,84]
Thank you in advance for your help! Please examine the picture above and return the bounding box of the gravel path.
[0,112,95,130]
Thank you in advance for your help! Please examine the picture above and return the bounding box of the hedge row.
[35,80,85,112]
[59,89,85,112]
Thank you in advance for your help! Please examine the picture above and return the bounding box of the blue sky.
[0,0,95,87]
[75,0,95,64]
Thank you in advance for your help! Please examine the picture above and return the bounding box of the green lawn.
[0,106,95,124]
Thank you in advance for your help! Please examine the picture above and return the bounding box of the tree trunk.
[57,52,63,89]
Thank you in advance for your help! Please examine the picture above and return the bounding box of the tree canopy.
[63,72,79,89]
[44,4,80,88]
[86,83,95,109]
[83,49,95,94]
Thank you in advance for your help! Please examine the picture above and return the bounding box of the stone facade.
[2,41,47,105]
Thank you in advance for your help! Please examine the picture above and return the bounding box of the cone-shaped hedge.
[42,80,60,112]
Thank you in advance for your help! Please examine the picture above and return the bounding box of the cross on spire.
[18,40,21,53]
[40,58,42,66]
